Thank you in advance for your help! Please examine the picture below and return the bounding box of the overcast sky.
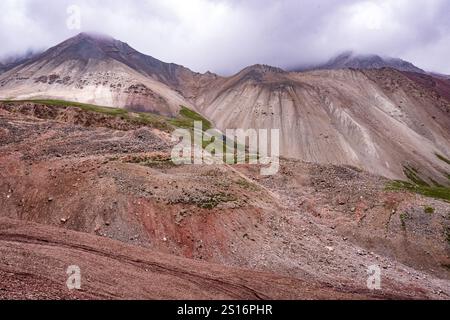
[1,0,449,75]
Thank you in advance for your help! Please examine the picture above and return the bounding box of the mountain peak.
[7,33,201,92]
[69,32,125,48]
[233,64,287,84]
[312,51,425,73]
[241,64,286,75]
[74,32,113,40]
[59,32,132,55]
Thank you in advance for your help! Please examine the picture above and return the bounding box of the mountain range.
[1,33,450,183]
[294,51,426,73]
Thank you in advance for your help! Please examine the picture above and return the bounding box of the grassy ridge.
[386,164,450,202]
[2,99,129,116]
[169,106,212,131]
[0,99,211,133]
[1,99,229,156]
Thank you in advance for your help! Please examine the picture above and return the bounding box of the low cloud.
[1,0,449,75]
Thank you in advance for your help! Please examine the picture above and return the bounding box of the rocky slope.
[0,102,449,299]
[0,33,198,116]
[194,65,450,182]
[3,217,370,300]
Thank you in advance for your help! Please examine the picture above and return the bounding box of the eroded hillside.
[194,66,450,182]
[1,102,449,299]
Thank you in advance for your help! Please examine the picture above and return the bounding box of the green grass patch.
[399,212,409,229]
[124,154,176,168]
[403,165,429,187]
[424,206,435,214]
[168,106,215,149]
[386,164,450,202]
[169,106,225,153]
[170,191,238,209]
[386,180,450,202]
[169,106,212,131]
[197,192,237,209]
[236,178,259,191]
[435,153,450,165]
[134,112,173,132]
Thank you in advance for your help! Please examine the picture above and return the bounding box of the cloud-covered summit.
[1,0,449,75]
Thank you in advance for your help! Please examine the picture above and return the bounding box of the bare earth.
[1,217,401,300]
[0,103,449,299]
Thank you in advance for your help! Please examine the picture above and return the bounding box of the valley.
[0,33,449,300]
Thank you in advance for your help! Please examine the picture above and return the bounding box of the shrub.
[424,206,435,214]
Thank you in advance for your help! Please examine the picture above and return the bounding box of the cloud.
[0,0,449,75]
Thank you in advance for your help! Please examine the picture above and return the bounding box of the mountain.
[1,34,450,182]
[1,101,448,299]
[296,51,425,73]
[195,64,450,182]
[0,33,201,116]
